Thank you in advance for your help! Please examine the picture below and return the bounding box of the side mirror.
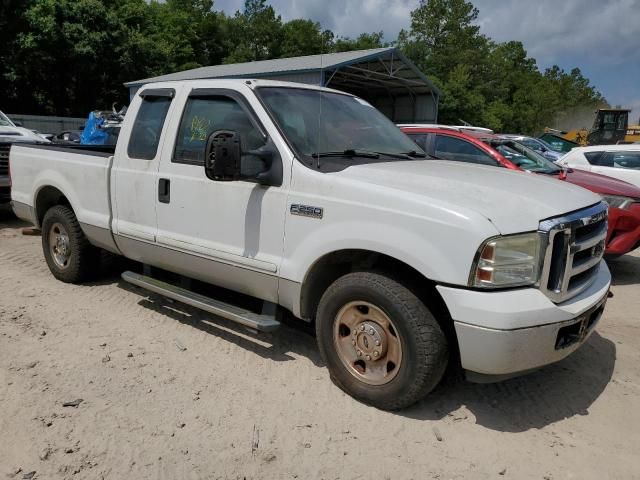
[14,121,23,127]
[246,142,282,186]
[204,130,282,186]
[204,130,241,181]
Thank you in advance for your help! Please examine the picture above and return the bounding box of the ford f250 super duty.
[10,79,611,410]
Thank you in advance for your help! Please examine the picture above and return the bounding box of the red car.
[401,125,640,257]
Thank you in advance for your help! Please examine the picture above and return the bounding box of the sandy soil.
[1,203,639,480]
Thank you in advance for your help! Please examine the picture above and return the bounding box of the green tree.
[398,0,490,81]
[332,32,388,52]
[0,0,607,131]
[0,0,36,108]
[279,19,328,57]
[398,0,606,133]
[224,0,282,63]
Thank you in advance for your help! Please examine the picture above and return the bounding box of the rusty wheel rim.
[333,301,403,386]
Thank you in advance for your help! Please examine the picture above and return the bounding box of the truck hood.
[340,160,601,234]
[0,126,48,143]
[562,168,640,198]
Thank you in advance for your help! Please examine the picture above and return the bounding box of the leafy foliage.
[399,0,606,133]
[0,0,606,133]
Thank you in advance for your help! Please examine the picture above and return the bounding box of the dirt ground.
[1,204,639,480]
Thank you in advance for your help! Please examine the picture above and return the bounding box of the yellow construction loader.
[543,108,640,148]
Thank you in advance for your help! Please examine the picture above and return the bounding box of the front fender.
[280,215,497,287]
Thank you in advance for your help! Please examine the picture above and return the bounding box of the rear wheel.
[316,272,448,410]
[41,205,99,283]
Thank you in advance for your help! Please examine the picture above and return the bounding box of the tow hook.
[607,290,614,298]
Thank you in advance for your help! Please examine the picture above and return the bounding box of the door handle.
[158,178,170,204]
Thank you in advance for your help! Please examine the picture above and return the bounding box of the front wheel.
[316,272,448,410]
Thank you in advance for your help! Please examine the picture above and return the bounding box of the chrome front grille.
[539,202,608,303]
[0,144,9,176]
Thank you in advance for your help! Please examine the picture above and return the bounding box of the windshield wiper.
[372,150,427,159]
[404,150,427,158]
[311,149,380,159]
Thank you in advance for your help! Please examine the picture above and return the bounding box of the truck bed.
[9,142,114,234]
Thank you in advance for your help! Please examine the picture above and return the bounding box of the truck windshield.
[0,111,15,127]
[257,87,424,167]
[491,141,562,174]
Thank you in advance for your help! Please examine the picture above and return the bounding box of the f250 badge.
[290,204,323,219]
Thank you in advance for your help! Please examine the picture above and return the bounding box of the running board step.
[121,271,280,332]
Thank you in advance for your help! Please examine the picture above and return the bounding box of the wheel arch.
[34,185,74,228]
[298,248,459,359]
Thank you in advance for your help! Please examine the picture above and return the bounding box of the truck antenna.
[316,29,325,170]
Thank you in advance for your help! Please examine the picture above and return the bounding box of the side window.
[407,134,428,151]
[612,152,640,169]
[434,135,499,166]
[127,95,172,160]
[584,151,612,167]
[174,95,264,165]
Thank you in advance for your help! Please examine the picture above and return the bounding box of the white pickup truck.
[10,79,611,409]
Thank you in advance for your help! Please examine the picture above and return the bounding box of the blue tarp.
[80,111,109,145]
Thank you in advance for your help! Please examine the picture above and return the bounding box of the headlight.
[470,233,542,288]
[599,194,635,210]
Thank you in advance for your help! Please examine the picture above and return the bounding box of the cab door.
[111,88,176,257]
[153,88,289,301]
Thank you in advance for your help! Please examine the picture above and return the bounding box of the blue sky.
[215,0,640,124]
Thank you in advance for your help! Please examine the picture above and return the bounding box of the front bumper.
[437,261,611,377]
[605,204,640,256]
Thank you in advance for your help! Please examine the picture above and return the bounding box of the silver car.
[500,134,563,162]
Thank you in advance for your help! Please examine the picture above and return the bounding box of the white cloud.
[217,0,640,66]
[473,0,640,115]
[215,0,419,38]
[474,0,640,69]
[214,0,640,113]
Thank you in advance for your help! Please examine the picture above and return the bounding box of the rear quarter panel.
[10,145,113,230]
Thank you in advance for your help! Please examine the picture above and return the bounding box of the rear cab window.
[127,90,174,160]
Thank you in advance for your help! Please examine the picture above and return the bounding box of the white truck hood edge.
[339,160,602,235]
[0,126,48,143]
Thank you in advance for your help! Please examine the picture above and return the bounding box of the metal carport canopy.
[125,47,440,123]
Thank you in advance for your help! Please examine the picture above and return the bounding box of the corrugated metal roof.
[125,47,396,87]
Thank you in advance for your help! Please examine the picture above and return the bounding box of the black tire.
[316,272,448,410]
[41,205,99,283]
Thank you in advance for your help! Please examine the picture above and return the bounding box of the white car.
[559,144,640,188]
